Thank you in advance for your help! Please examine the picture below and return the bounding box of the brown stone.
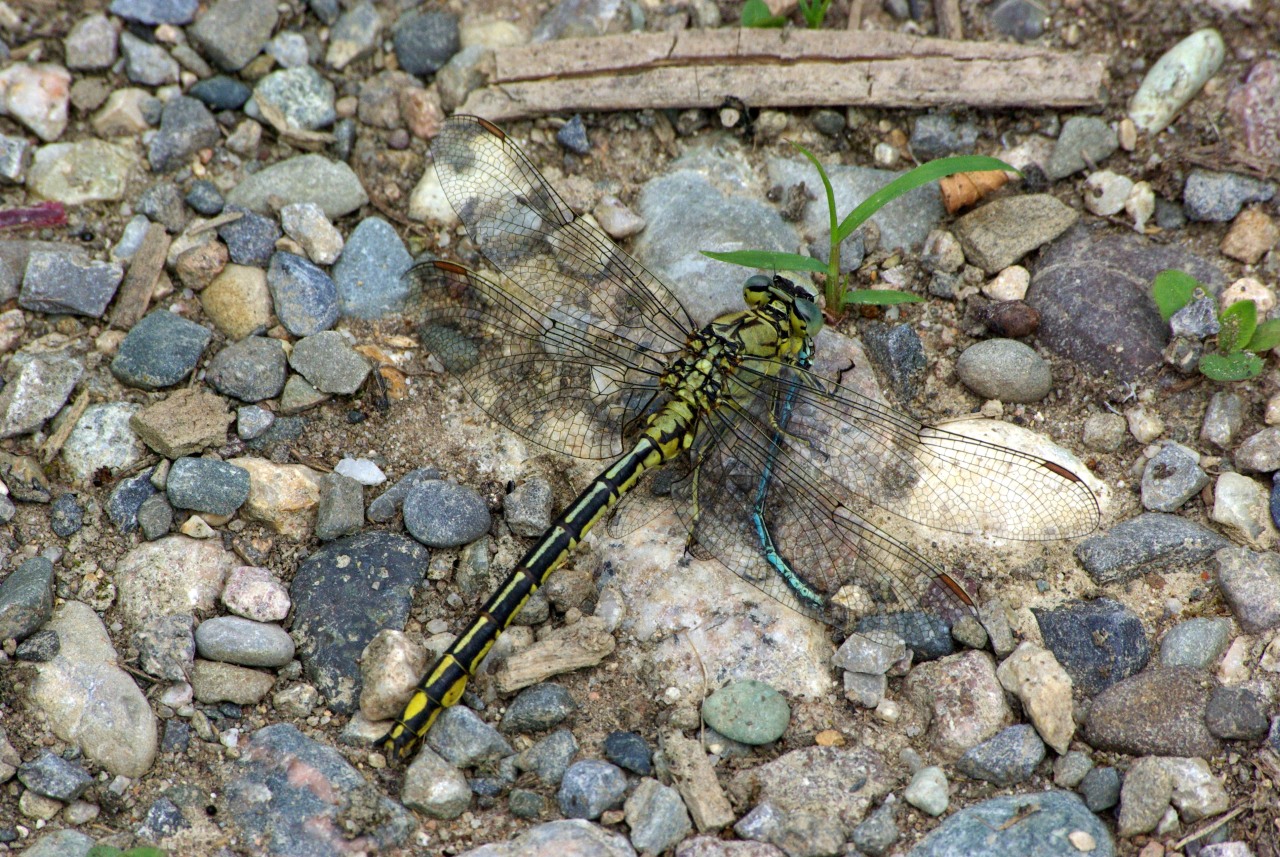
[1084,666,1221,757]
[1221,207,1279,264]
[129,387,233,458]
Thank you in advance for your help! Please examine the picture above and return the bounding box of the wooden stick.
[460,29,1108,120]
[109,222,169,330]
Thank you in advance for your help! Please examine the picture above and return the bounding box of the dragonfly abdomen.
[382,431,676,759]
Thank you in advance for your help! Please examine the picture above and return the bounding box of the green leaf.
[700,249,829,274]
[833,156,1017,244]
[1151,269,1200,322]
[798,0,832,27]
[87,848,124,857]
[1247,318,1280,353]
[1199,352,1264,381]
[1219,300,1257,354]
[843,289,923,306]
[741,0,786,27]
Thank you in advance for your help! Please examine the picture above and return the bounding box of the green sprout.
[704,144,1015,316]
[1153,269,1280,382]
[741,0,833,29]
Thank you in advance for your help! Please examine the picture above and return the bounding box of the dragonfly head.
[743,274,824,340]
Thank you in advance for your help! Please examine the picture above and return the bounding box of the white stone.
[0,64,71,141]
[996,642,1075,754]
[904,766,949,816]
[1129,29,1227,133]
[334,456,386,485]
[1083,170,1134,217]
[409,167,458,225]
[1211,471,1277,549]
[983,265,1030,301]
[1126,181,1156,232]
[1220,277,1275,316]
[1126,405,1164,444]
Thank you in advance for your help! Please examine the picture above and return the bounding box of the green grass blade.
[834,156,1016,244]
[844,289,923,305]
[701,249,829,274]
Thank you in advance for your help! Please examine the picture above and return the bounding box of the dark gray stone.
[910,113,980,159]
[205,336,288,402]
[20,250,122,317]
[863,322,927,405]
[557,759,627,820]
[108,468,158,533]
[17,751,93,801]
[1034,598,1150,695]
[137,181,186,232]
[267,252,339,337]
[0,556,57,641]
[315,472,364,541]
[955,724,1045,787]
[289,330,371,395]
[515,728,578,786]
[50,493,84,537]
[403,480,491,548]
[188,75,251,111]
[1183,169,1276,222]
[501,683,578,734]
[148,96,219,172]
[367,466,442,523]
[111,311,211,390]
[218,206,282,267]
[426,705,514,768]
[1079,765,1121,812]
[1075,512,1229,585]
[393,9,460,77]
[185,180,225,216]
[556,114,591,155]
[603,730,652,776]
[166,457,251,516]
[908,791,1114,857]
[987,0,1047,40]
[1206,684,1269,741]
[1084,667,1221,758]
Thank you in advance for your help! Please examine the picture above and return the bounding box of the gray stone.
[502,683,578,733]
[66,13,120,70]
[1079,765,1121,812]
[1202,391,1245,448]
[315,472,364,541]
[166,457,251,516]
[1235,427,1280,473]
[111,311,211,390]
[557,759,628,820]
[326,1,382,69]
[624,777,691,855]
[119,31,180,86]
[505,477,553,538]
[62,402,146,482]
[954,338,1052,403]
[267,252,339,337]
[425,704,514,767]
[332,217,414,318]
[1141,442,1209,512]
[189,0,279,71]
[1183,168,1275,222]
[402,747,471,820]
[953,195,1079,273]
[1075,512,1229,585]
[1215,546,1280,633]
[248,66,336,131]
[195,615,295,667]
[1159,617,1232,669]
[206,336,288,402]
[393,8,460,77]
[218,206,282,267]
[515,728,578,785]
[0,349,83,438]
[367,466,441,523]
[908,791,1113,857]
[148,96,219,173]
[955,724,1045,786]
[289,330,370,394]
[109,0,198,24]
[701,680,791,745]
[0,556,54,642]
[227,154,369,219]
[1045,116,1119,181]
[403,480,491,548]
[20,250,122,317]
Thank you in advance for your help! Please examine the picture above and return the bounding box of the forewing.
[430,116,695,356]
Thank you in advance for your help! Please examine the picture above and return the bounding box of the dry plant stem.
[462,30,1108,120]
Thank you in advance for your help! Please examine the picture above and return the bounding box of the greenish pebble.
[509,788,546,820]
[701,679,790,745]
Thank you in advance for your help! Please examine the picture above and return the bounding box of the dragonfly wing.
[413,261,668,461]
[734,361,1101,541]
[430,116,696,357]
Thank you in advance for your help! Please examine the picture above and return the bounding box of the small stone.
[20,250,122,317]
[111,310,211,390]
[174,239,230,292]
[248,66,336,132]
[200,264,271,340]
[326,1,383,70]
[1044,116,1119,180]
[1205,685,1269,741]
[1202,391,1245,448]
[195,615,295,667]
[288,330,370,395]
[109,0,198,25]
[188,75,251,111]
[120,31,179,86]
[1215,546,1280,633]
[594,196,646,240]
[393,8,460,77]
[1129,29,1227,133]
[402,747,471,820]
[1083,170,1134,217]
[1125,405,1164,443]
[315,472,363,541]
[555,115,591,155]
[26,139,134,204]
[1211,472,1276,549]
[218,206,281,267]
[1079,765,1121,812]
[952,194,1079,273]
[1034,598,1150,695]
[955,724,1045,786]
[1082,412,1126,452]
[66,14,119,70]
[1141,442,1209,512]
[185,180,224,217]
[1126,180,1156,232]
[166,456,251,516]
[954,338,1052,403]
[1220,276,1276,316]
[148,96,219,173]
[1220,208,1278,263]
[624,777,691,855]
[1053,750,1093,788]
[225,154,368,219]
[0,348,83,439]
[62,402,146,482]
[1160,617,1232,669]
[1085,667,1221,758]
[280,203,343,265]
[701,680,791,745]
[603,731,652,776]
[1183,168,1275,222]
[188,0,279,72]
[982,265,1029,302]
[403,480,491,548]
[995,642,1074,754]
[904,766,949,816]
[221,565,290,622]
[267,252,339,336]
[501,683,578,733]
[331,217,414,319]
[557,760,628,820]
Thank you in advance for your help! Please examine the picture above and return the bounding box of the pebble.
[1129,29,1226,133]
[862,322,926,404]
[189,0,279,72]
[402,747,472,820]
[1160,617,1232,669]
[424,705,513,768]
[249,66,336,131]
[109,0,198,24]
[1205,684,1269,740]
[911,791,1113,857]
[403,480,491,548]
[1125,405,1163,443]
[166,457,251,516]
[603,731,653,776]
[955,724,1045,787]
[119,31,180,87]
[0,348,83,438]
[1076,765,1120,813]
[218,206,282,267]
[206,335,288,402]
[17,749,93,802]
[394,8,460,76]
[332,217,414,318]
[1203,390,1245,447]
[107,469,158,533]
[593,196,646,240]
[1221,276,1276,315]
[28,141,131,206]
[624,777,691,855]
[225,154,369,219]
[1141,441,1209,512]
[1221,208,1279,264]
[1117,756,1172,837]
[1214,547,1280,633]
[1228,59,1280,161]
[1052,750,1093,789]
[1183,168,1276,222]
[280,375,328,413]
[1044,116,1118,180]
[289,330,370,394]
[236,405,275,440]
[1237,426,1280,473]
[65,14,119,71]
[280,202,343,265]
[130,389,232,458]
[267,32,311,68]
[987,0,1046,40]
[138,181,187,232]
[111,310,211,390]
[30,601,158,776]
[515,728,578,785]
[995,642,1074,754]
[326,1,382,69]
[502,683,578,733]
[502,477,552,538]
[148,96,219,172]
[1034,598,1150,695]
[909,113,979,160]
[555,115,592,156]
[16,830,96,857]
[134,612,195,680]
[315,472,363,540]
[1081,412,1126,453]
[1075,512,1228,586]
[185,179,225,217]
[226,725,411,848]
[188,75,252,111]
[982,265,1029,302]
[62,402,146,482]
[0,556,54,642]
[557,760,628,820]
[1083,170,1134,217]
[200,264,272,340]
[833,628,907,675]
[222,565,290,622]
[954,338,1051,403]
[290,532,426,713]
[904,651,1010,759]
[50,493,84,537]
[332,458,384,486]
[904,766,949,816]
[19,250,122,317]
[1165,756,1230,822]
[1085,666,1221,757]
[267,251,340,336]
[951,194,1078,273]
[1211,472,1276,549]
[702,680,791,745]
[195,615,295,667]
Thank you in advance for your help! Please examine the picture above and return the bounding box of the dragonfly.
[380,115,1100,760]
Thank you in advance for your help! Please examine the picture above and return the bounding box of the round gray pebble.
[206,336,288,402]
[501,683,577,733]
[403,480,491,548]
[267,251,339,337]
[194,615,295,667]
[954,338,1052,403]
[166,457,251,516]
[557,759,628,820]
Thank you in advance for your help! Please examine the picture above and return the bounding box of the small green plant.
[1153,268,1280,382]
[704,145,1014,316]
[741,0,833,29]
[87,846,167,857]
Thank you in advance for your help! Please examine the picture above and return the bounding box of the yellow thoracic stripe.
[382,284,813,759]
